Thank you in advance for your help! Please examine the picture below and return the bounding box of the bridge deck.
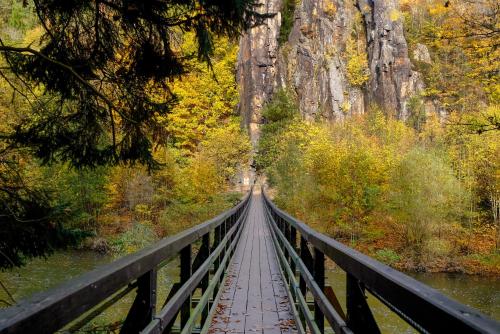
[208,191,297,334]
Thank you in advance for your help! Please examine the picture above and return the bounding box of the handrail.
[0,189,252,334]
[262,187,500,334]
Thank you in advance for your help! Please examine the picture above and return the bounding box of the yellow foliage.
[345,17,369,88]
[389,9,401,22]
[324,1,336,16]
[162,32,240,153]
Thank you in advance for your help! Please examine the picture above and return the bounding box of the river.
[0,250,498,333]
[325,267,500,333]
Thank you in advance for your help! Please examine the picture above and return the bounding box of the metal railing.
[0,190,252,334]
[262,188,500,334]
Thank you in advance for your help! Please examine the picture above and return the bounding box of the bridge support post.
[180,244,192,328]
[290,226,297,293]
[214,225,222,286]
[200,233,210,325]
[120,269,157,334]
[346,273,381,334]
[299,237,312,297]
[313,249,325,333]
[299,236,312,328]
[284,222,291,273]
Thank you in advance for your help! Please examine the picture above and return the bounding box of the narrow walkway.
[208,190,297,334]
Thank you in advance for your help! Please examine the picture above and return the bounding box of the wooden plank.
[262,202,295,334]
[208,200,253,333]
[244,202,263,333]
[226,199,254,334]
[260,204,281,334]
[208,191,296,334]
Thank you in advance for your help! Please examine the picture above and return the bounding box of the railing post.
[290,226,297,274]
[180,244,192,328]
[313,248,325,333]
[213,225,221,271]
[299,236,312,328]
[121,269,157,334]
[289,225,297,302]
[201,233,210,325]
[299,237,312,297]
[346,273,381,334]
[284,222,291,266]
[221,218,228,258]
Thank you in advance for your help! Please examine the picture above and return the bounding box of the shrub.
[387,147,467,254]
[375,249,401,265]
[279,0,296,45]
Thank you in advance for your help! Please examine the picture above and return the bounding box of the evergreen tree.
[0,0,265,168]
[0,0,264,268]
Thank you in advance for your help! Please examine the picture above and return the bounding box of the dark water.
[1,251,498,333]
[0,250,113,304]
[0,250,179,330]
[325,268,500,333]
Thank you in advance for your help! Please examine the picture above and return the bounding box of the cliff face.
[237,0,423,136]
[278,0,365,121]
[357,0,423,119]
[237,0,282,146]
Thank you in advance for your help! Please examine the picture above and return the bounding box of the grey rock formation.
[413,43,432,64]
[237,0,282,146]
[357,0,423,120]
[279,0,365,121]
[237,0,423,137]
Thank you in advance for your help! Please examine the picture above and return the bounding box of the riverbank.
[352,220,500,276]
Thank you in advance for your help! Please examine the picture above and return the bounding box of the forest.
[0,0,253,270]
[0,0,498,279]
[259,0,499,274]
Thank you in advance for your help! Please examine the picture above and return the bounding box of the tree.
[164,33,241,153]
[0,0,266,268]
[0,0,266,168]
[387,147,466,256]
[0,154,87,268]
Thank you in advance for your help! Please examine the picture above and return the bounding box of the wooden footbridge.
[1,188,499,334]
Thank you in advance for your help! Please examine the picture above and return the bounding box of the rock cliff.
[237,0,423,139]
[237,0,282,146]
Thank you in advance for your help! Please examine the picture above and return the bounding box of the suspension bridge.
[1,187,499,334]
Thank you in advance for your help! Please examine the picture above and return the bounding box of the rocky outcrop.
[237,0,423,135]
[278,0,365,121]
[237,0,282,146]
[357,0,423,120]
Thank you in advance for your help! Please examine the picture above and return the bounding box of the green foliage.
[42,165,109,231]
[256,89,300,171]
[406,95,427,132]
[387,147,466,253]
[375,249,401,265]
[0,0,254,269]
[344,10,369,88]
[7,1,36,33]
[165,34,241,153]
[111,223,158,255]
[199,124,252,182]
[279,0,296,45]
[0,0,37,41]
[262,101,500,269]
[345,36,369,88]
[402,0,499,112]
